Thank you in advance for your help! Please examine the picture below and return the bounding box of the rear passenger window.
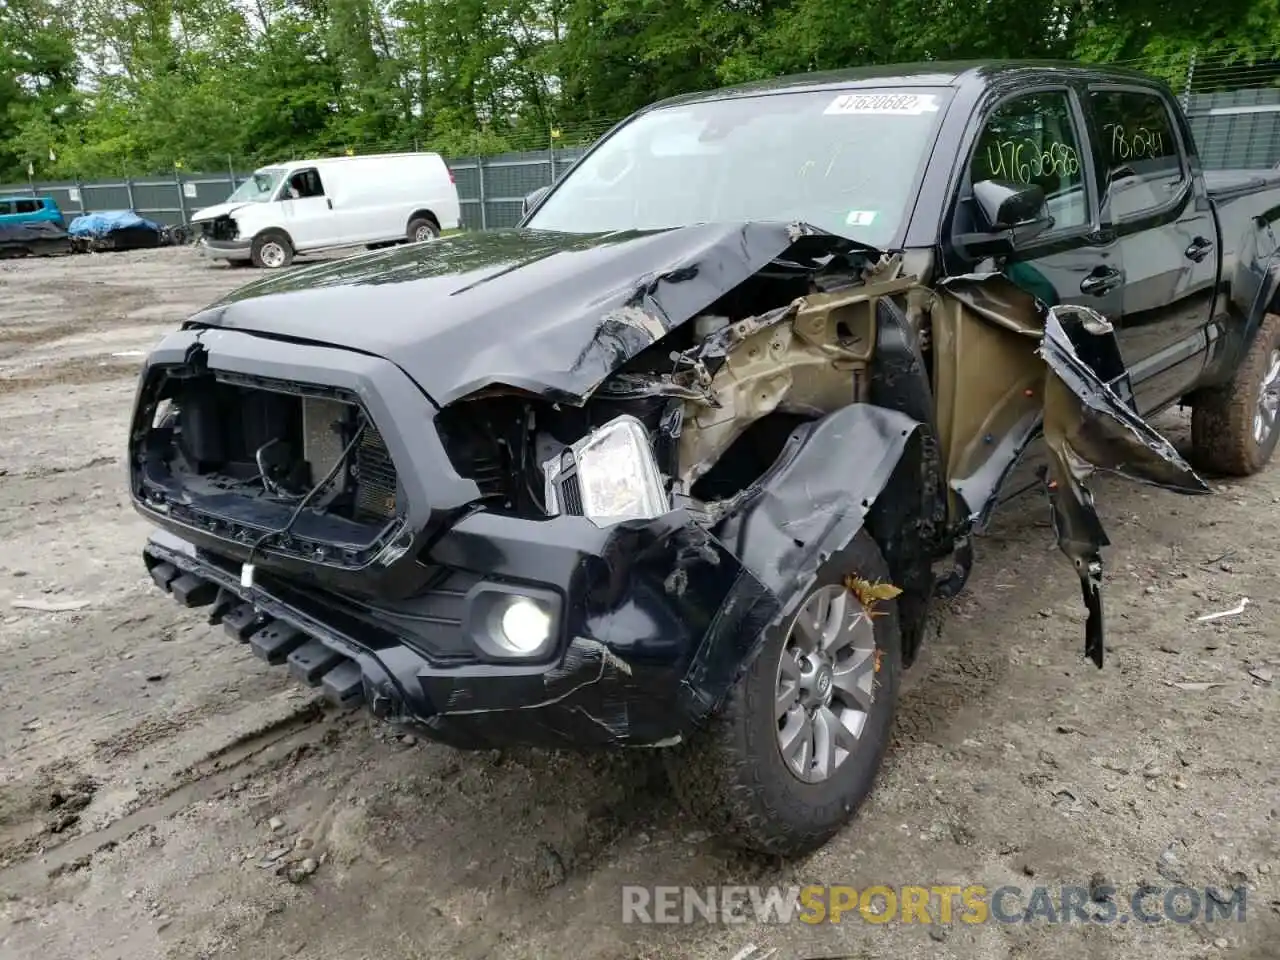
[969,92,1088,231]
[0,201,12,215]
[1088,90,1183,220]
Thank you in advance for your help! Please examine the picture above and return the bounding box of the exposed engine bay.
[434,247,913,530]
[200,216,239,242]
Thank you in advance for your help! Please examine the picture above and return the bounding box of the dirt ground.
[0,246,1277,960]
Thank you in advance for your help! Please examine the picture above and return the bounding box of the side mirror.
[521,186,550,219]
[973,179,1049,231]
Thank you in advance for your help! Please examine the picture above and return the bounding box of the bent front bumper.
[197,237,252,260]
[143,507,779,749]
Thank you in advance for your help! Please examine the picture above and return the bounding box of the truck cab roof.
[649,59,1169,110]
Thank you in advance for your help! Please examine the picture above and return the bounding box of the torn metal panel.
[677,277,915,488]
[1039,309,1208,495]
[1039,307,1210,667]
[934,275,1210,667]
[715,404,922,620]
[931,278,1044,527]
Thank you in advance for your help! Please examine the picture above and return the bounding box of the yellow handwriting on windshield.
[984,139,1080,185]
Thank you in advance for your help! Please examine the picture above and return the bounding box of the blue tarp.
[67,210,163,238]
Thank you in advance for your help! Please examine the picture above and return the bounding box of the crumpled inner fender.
[716,403,921,620]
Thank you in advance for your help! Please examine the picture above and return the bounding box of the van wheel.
[251,230,293,269]
[1190,313,1280,476]
[407,217,439,243]
[664,530,901,857]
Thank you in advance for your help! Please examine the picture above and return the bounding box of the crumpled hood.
[190,201,249,223]
[186,223,810,406]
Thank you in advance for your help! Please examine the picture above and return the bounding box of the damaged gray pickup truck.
[130,61,1280,855]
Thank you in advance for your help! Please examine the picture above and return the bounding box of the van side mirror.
[521,186,550,219]
[973,179,1050,234]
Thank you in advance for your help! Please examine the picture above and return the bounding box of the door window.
[1088,89,1184,221]
[14,199,40,214]
[969,92,1088,231]
[0,201,12,215]
[285,169,325,200]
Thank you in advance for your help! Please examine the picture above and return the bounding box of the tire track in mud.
[0,357,140,394]
[0,321,88,354]
[0,703,338,891]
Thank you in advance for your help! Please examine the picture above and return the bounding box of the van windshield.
[525,87,951,246]
[227,168,287,204]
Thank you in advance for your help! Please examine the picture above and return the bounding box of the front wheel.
[250,230,293,269]
[406,217,440,244]
[1190,312,1280,475]
[664,530,901,857]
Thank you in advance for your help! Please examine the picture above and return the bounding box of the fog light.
[498,598,552,654]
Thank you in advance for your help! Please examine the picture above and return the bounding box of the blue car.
[0,195,65,228]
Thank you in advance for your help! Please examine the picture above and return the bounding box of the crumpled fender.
[1039,305,1210,667]
[715,403,921,623]
[935,273,1209,668]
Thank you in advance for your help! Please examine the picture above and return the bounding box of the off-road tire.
[664,530,902,857]
[407,216,440,243]
[1190,313,1280,476]
[250,230,294,269]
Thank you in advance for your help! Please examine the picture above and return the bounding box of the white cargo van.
[191,152,462,268]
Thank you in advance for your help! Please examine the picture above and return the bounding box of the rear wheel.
[664,531,901,857]
[250,230,293,269]
[1190,313,1280,475]
[407,216,440,243]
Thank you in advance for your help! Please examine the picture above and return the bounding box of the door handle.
[1080,267,1122,296]
[1185,236,1213,262]
[326,197,333,210]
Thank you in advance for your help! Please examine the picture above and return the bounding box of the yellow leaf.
[844,575,903,612]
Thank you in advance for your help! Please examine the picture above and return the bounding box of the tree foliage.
[0,0,1270,179]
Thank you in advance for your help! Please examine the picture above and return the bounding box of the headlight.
[543,415,668,526]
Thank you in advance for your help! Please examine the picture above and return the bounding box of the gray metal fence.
[1186,90,1280,170]
[4,91,1280,228]
[0,146,591,230]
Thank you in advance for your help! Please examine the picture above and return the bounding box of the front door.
[1085,86,1217,414]
[956,88,1124,327]
[279,168,337,249]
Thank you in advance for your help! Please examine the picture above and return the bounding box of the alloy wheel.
[774,584,877,784]
[1255,348,1280,444]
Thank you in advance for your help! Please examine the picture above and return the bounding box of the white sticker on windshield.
[845,210,878,227]
[824,93,940,116]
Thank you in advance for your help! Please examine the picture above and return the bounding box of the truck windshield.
[525,87,951,246]
[227,168,287,203]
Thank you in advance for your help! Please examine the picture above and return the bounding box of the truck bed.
[1204,168,1280,201]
